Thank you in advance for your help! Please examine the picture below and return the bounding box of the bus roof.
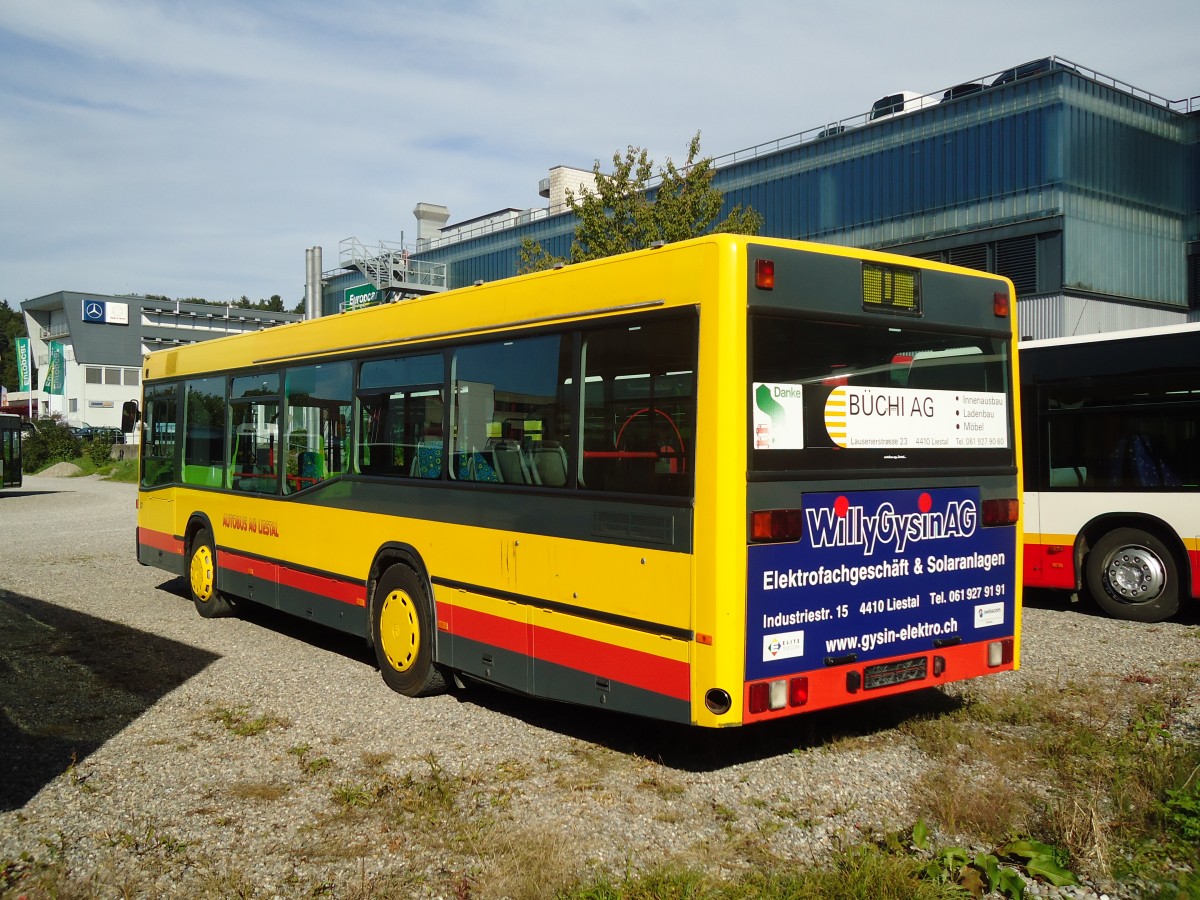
[142,234,1011,382]
[1019,321,1200,351]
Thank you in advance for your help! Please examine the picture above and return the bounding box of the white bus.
[1021,323,1200,621]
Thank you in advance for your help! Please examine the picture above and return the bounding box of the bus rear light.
[982,498,1019,526]
[748,679,788,713]
[754,259,775,290]
[750,509,802,543]
[789,676,809,707]
[748,682,769,713]
[993,292,1009,317]
[987,639,1014,667]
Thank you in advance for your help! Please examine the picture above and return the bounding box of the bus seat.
[492,440,534,484]
[532,442,568,487]
[1048,466,1087,488]
[183,464,223,487]
[298,451,325,482]
[456,450,500,483]
[411,440,443,479]
[1126,435,1180,487]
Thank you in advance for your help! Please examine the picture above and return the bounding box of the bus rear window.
[750,316,1011,471]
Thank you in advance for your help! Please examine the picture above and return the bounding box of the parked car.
[941,82,985,102]
[72,424,124,443]
[869,90,938,121]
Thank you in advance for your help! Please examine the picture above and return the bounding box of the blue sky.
[1,0,1196,307]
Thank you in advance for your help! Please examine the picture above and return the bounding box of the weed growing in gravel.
[557,847,968,900]
[208,703,290,736]
[637,774,686,800]
[463,822,579,899]
[327,751,467,833]
[902,673,1200,893]
[555,743,624,794]
[289,742,334,775]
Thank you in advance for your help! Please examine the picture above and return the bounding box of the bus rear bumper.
[741,638,1016,724]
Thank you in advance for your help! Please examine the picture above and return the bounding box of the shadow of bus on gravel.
[0,590,220,811]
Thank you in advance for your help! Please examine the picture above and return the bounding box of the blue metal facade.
[349,62,1198,333]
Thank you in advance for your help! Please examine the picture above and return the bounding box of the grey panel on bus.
[747,245,1010,332]
[442,632,691,724]
[297,477,694,553]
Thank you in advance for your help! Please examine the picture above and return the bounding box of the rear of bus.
[731,241,1020,724]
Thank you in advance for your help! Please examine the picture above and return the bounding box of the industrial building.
[14,55,1197,429]
[326,56,1198,340]
[13,293,298,428]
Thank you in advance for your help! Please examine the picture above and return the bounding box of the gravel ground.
[1,474,1197,899]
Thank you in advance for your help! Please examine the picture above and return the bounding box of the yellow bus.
[136,235,1021,727]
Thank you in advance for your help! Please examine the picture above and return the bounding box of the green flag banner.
[44,341,65,395]
[15,337,32,391]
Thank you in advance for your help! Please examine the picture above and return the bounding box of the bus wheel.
[372,565,446,697]
[1085,527,1180,623]
[188,526,235,618]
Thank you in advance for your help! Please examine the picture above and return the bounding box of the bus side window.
[356,354,445,480]
[451,334,572,486]
[181,376,226,489]
[581,315,697,497]
[141,382,179,487]
[284,361,352,492]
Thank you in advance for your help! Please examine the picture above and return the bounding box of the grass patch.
[902,674,1200,891]
[637,774,686,800]
[557,846,967,900]
[208,704,290,737]
[328,752,466,830]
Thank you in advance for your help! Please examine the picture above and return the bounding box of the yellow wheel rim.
[379,588,419,673]
[190,544,214,603]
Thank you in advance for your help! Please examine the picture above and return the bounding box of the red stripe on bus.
[443,601,690,701]
[220,551,366,606]
[140,528,184,556]
[443,602,532,655]
[1023,542,1077,590]
[1190,548,1200,598]
[276,563,367,606]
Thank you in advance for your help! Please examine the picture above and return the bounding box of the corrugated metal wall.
[1017,292,1192,341]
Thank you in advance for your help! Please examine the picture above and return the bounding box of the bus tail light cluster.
[982,498,1019,527]
[993,292,1010,317]
[987,639,1014,667]
[748,676,809,713]
[750,509,802,543]
[754,259,775,290]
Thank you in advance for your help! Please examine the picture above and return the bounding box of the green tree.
[1,299,30,396]
[518,132,763,274]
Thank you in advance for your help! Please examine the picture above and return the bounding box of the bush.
[22,414,81,472]
[85,433,117,466]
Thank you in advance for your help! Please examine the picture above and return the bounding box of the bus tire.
[371,565,446,697]
[188,526,236,618]
[1085,527,1180,623]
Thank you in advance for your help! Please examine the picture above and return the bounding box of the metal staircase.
[339,237,448,297]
